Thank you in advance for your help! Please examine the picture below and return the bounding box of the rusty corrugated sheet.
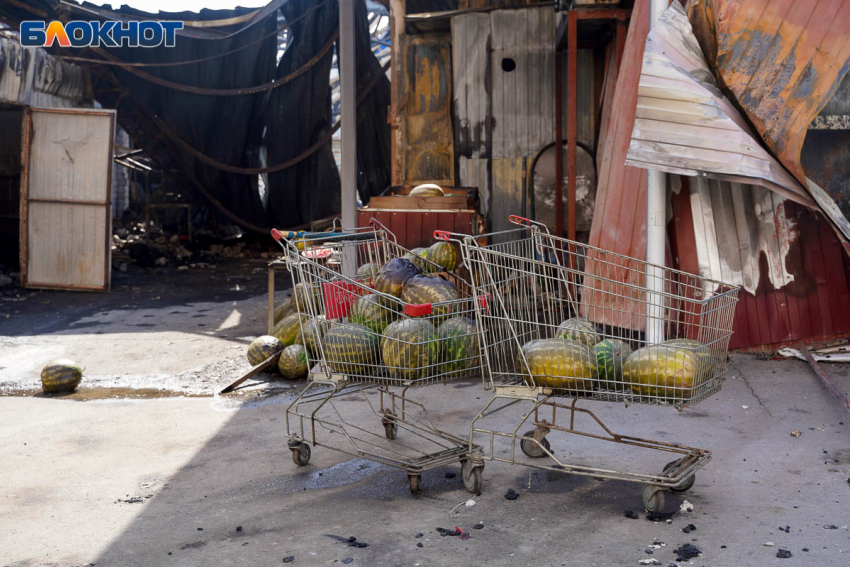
[401,33,455,186]
[671,177,850,350]
[625,3,816,208]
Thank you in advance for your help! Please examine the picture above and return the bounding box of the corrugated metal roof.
[0,37,92,108]
[625,3,814,207]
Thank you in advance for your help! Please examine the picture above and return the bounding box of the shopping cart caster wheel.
[663,459,695,493]
[383,419,398,440]
[290,442,311,466]
[641,484,666,513]
[461,461,484,494]
[520,429,551,458]
[408,473,421,494]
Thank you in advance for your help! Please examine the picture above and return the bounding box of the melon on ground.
[41,359,83,394]
[247,335,284,366]
[278,344,309,379]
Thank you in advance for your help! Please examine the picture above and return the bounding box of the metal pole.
[645,0,666,344]
[389,0,405,186]
[340,0,357,233]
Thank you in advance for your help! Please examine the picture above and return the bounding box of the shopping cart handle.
[403,303,432,317]
[433,230,452,241]
[509,215,531,227]
[270,228,284,242]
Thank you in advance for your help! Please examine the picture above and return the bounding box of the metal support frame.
[340,0,357,236]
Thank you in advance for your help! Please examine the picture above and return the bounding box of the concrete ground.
[1,262,849,567]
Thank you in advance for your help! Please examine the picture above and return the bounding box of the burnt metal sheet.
[459,156,526,241]
[401,33,455,186]
[625,3,815,207]
[0,37,92,108]
[452,13,491,160]
[674,176,850,350]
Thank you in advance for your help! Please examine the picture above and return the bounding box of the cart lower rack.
[275,220,482,493]
[449,216,740,510]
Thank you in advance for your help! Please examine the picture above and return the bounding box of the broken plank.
[800,344,850,413]
[219,352,281,395]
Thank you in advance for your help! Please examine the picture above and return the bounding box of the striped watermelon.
[437,316,480,378]
[357,262,381,281]
[40,359,83,393]
[349,294,397,334]
[400,275,461,320]
[381,319,440,380]
[425,241,459,272]
[409,184,444,197]
[278,344,309,379]
[271,312,308,346]
[623,345,697,400]
[289,282,323,315]
[518,338,596,391]
[662,338,715,380]
[324,323,380,376]
[273,300,295,325]
[403,247,435,273]
[247,335,284,366]
[299,316,327,355]
[595,338,633,390]
[556,317,600,348]
[373,258,421,300]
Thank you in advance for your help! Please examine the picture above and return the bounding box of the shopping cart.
[442,216,740,511]
[273,219,482,493]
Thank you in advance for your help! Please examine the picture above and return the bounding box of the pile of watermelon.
[517,316,714,401]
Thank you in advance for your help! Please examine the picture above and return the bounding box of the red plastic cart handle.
[433,230,451,241]
[509,215,532,227]
[270,228,283,241]
[477,293,489,309]
[403,303,433,317]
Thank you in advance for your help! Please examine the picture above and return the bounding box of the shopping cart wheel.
[382,417,398,440]
[461,461,484,494]
[641,484,666,513]
[520,429,551,458]
[408,473,421,494]
[663,459,696,493]
[290,442,311,466]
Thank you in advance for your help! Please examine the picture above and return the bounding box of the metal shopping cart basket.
[273,219,482,493]
[445,215,740,511]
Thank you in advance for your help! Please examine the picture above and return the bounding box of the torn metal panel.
[625,3,813,207]
[687,0,850,190]
[0,37,92,108]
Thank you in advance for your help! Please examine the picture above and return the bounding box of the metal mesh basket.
[459,216,740,407]
[278,221,481,387]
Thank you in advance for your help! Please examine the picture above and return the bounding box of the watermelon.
[278,344,309,379]
[273,300,295,325]
[324,323,381,376]
[381,319,440,380]
[402,247,435,273]
[556,317,600,348]
[437,316,480,377]
[299,316,327,355]
[425,241,460,272]
[289,282,323,315]
[357,262,381,281]
[595,338,633,390]
[409,184,444,197]
[40,359,83,394]
[247,335,284,366]
[349,294,398,334]
[400,275,461,320]
[662,338,715,380]
[271,312,308,346]
[373,258,421,300]
[517,338,596,391]
[623,345,698,400]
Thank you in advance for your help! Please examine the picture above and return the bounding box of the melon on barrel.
[349,294,398,334]
[437,316,480,378]
[278,344,309,379]
[517,338,596,391]
[41,359,83,394]
[247,335,285,366]
[409,183,444,197]
[324,323,381,376]
[381,319,440,380]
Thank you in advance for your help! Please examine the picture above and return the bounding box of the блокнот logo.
[20,21,183,48]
